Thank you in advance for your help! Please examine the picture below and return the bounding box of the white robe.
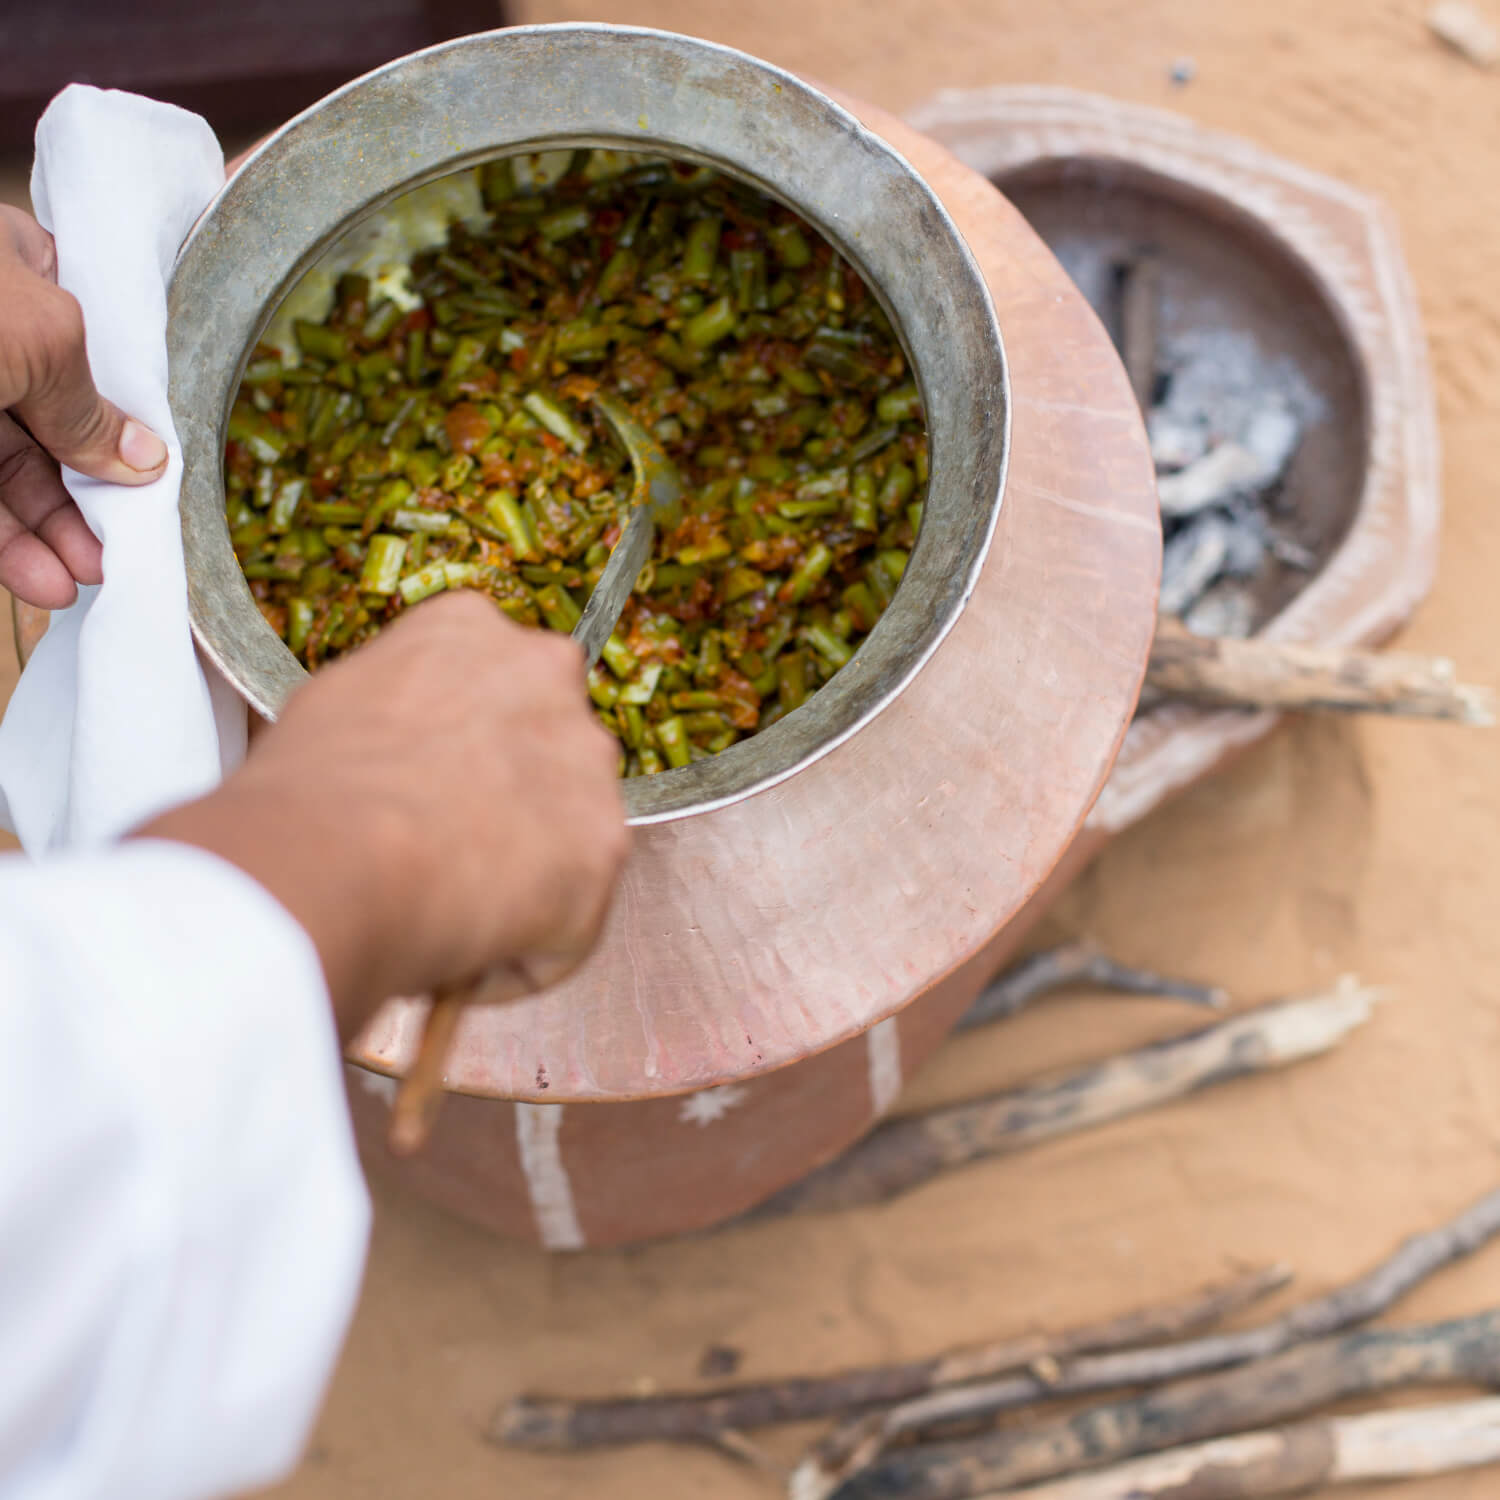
[0,839,369,1500]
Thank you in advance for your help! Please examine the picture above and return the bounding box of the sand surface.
[5,2,1500,1495]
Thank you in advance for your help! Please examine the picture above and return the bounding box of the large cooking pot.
[9,78,1437,1248]
[15,36,1170,1245]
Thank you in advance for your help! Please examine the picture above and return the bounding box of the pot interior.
[170,26,1009,825]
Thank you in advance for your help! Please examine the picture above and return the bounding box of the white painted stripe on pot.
[865,1017,903,1117]
[514,1103,586,1250]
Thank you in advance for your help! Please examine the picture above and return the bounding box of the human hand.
[138,592,630,1040]
[0,205,169,609]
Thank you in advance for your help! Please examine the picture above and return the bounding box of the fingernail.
[119,419,168,472]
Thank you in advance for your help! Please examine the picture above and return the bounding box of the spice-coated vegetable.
[225,152,928,776]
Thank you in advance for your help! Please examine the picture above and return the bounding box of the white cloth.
[0,85,247,852]
[0,87,371,1499]
[0,841,369,1500]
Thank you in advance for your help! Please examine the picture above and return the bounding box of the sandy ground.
[4,2,1500,1496]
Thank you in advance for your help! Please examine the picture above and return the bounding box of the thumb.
[6,278,168,486]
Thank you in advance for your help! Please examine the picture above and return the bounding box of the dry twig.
[1115,252,1162,414]
[492,1264,1289,1451]
[829,1312,1500,1500]
[1145,621,1495,725]
[751,982,1375,1219]
[956,940,1226,1032]
[969,1396,1500,1500]
[795,1183,1500,1499]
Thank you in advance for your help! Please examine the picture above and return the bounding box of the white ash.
[1152,326,1324,446]
[1045,240,1328,636]
[1148,411,1210,471]
[1149,326,1325,630]
[1242,404,1302,486]
[1183,580,1257,640]
[1157,441,1267,517]
[1160,513,1234,617]
[1220,513,1268,578]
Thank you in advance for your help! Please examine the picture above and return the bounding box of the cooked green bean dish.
[225,152,928,776]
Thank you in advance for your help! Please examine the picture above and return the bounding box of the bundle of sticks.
[496,1175,1500,1500]
[486,939,1500,1496]
[488,945,1500,1497]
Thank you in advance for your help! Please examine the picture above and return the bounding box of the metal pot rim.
[168,23,1009,823]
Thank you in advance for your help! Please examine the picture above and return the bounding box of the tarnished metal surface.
[167,24,1009,824]
[571,393,684,672]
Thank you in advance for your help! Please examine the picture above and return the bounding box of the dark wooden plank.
[0,0,507,146]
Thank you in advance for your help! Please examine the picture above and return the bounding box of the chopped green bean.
[682,216,722,283]
[398,561,449,604]
[360,534,406,594]
[878,461,916,516]
[802,622,853,669]
[777,652,809,711]
[781,542,833,603]
[485,488,540,559]
[539,205,592,243]
[587,666,620,709]
[846,424,899,466]
[767,222,812,268]
[307,501,364,526]
[389,508,452,533]
[618,662,664,705]
[682,296,736,350]
[286,598,315,654]
[479,156,516,207]
[601,633,638,680]
[875,384,922,424]
[522,391,589,454]
[730,247,768,311]
[535,582,582,632]
[656,715,691,768]
[294,320,347,362]
[268,478,304,533]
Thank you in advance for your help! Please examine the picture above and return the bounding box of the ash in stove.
[1070,248,1326,638]
[1151,324,1323,636]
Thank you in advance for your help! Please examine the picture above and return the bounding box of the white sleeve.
[0,840,370,1500]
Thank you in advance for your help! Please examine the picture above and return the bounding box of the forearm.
[0,841,369,1500]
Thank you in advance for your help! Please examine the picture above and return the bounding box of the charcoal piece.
[1147,411,1209,472]
[1157,442,1264,518]
[1160,513,1233,616]
[1221,517,1268,578]
[1241,404,1301,487]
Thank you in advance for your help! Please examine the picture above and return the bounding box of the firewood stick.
[490,1264,1291,1451]
[965,1397,1500,1500]
[751,981,1376,1219]
[386,983,468,1157]
[794,1183,1500,1500]
[828,1312,1500,1500]
[956,939,1226,1032]
[1115,252,1161,414]
[1145,622,1495,725]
